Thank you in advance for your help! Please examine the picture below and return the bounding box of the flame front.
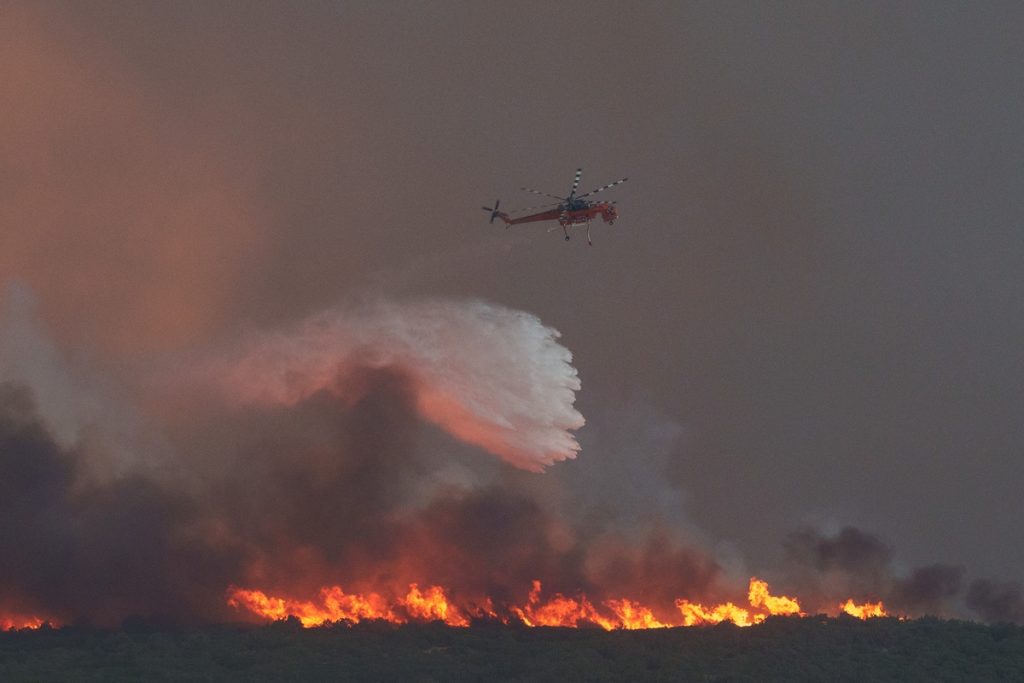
[228,577,889,630]
[840,599,888,619]
[402,584,469,627]
[511,580,617,630]
[606,599,673,630]
[674,599,760,627]
[1,614,53,631]
[227,586,397,627]
[227,584,472,628]
[748,578,803,616]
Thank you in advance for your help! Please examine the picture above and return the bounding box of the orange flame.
[402,584,469,627]
[227,577,896,629]
[605,599,673,630]
[674,599,760,627]
[1,615,52,631]
[840,598,887,619]
[748,578,803,616]
[511,580,614,629]
[227,585,397,627]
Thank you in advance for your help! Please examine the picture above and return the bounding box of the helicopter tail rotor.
[481,199,505,224]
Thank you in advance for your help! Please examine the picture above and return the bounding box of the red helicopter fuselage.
[497,201,618,227]
[482,168,627,244]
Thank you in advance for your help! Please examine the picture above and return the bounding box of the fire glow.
[0,615,52,632]
[227,578,889,630]
[840,598,887,620]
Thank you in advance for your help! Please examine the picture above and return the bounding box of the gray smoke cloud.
[0,364,723,626]
[966,580,1024,624]
[0,382,238,626]
[0,292,727,626]
[778,526,1024,622]
[0,283,168,480]
[3,2,1024,619]
[0,283,97,447]
[1,288,1018,627]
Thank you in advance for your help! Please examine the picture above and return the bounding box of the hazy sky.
[3,1,1023,588]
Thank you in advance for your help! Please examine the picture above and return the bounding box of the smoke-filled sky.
[2,1,1023,623]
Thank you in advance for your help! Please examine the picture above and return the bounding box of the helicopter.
[482,168,628,245]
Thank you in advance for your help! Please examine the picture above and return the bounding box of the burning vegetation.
[225,577,886,631]
[0,615,49,632]
[0,300,1019,632]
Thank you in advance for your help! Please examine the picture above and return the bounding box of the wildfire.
[840,599,888,619]
[228,577,888,630]
[674,599,760,627]
[1,615,51,631]
[402,584,469,627]
[748,578,803,616]
[227,584,471,628]
[606,599,673,630]
[511,580,618,630]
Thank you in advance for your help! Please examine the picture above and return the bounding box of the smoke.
[891,565,965,616]
[0,382,239,625]
[221,367,722,619]
[781,526,985,620]
[2,292,1019,627]
[0,330,720,627]
[157,360,720,624]
[0,293,661,627]
[966,580,1024,624]
[783,526,894,597]
[0,6,270,354]
[0,283,97,447]
[3,1,1021,633]
[204,299,584,471]
[0,283,168,479]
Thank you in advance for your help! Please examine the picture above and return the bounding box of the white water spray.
[211,299,584,471]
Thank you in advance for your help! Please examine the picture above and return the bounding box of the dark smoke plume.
[783,526,965,618]
[0,382,239,626]
[207,365,722,616]
[3,368,1018,625]
[3,290,1017,627]
[967,579,1024,624]
[0,297,723,626]
[784,526,893,577]
[890,565,965,616]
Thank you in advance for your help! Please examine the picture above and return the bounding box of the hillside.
[2,616,1022,682]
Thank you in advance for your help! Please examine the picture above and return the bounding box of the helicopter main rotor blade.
[520,187,566,201]
[568,168,583,199]
[576,177,628,199]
